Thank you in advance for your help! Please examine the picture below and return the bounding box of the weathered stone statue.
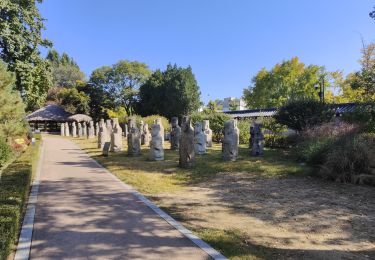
[149,123,164,161]
[82,122,87,138]
[170,117,181,150]
[77,122,82,137]
[250,123,264,156]
[65,122,70,137]
[222,119,239,161]
[95,122,99,136]
[106,119,113,136]
[88,121,95,139]
[142,123,151,146]
[179,116,195,168]
[139,121,145,145]
[124,124,128,138]
[194,122,206,155]
[154,118,164,142]
[110,118,123,152]
[127,117,141,156]
[60,123,65,136]
[98,119,107,149]
[203,120,213,147]
[72,122,77,137]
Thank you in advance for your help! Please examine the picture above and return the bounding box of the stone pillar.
[127,117,141,156]
[106,119,113,136]
[82,122,87,138]
[170,117,181,150]
[88,121,95,139]
[140,121,145,145]
[60,123,65,136]
[77,122,82,137]
[98,119,108,149]
[142,123,151,146]
[95,122,99,136]
[179,116,195,168]
[194,122,206,155]
[110,118,123,152]
[149,123,164,160]
[124,124,128,138]
[222,119,239,161]
[65,122,70,137]
[154,118,164,142]
[203,120,213,147]
[72,122,77,137]
[250,123,264,156]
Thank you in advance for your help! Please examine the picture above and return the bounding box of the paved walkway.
[30,137,211,259]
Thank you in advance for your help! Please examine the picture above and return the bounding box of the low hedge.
[0,142,39,260]
[0,140,12,168]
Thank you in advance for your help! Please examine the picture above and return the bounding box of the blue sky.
[39,0,375,104]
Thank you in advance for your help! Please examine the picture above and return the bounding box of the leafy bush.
[295,138,335,165]
[275,99,333,132]
[191,111,231,142]
[264,134,298,148]
[320,133,375,183]
[142,115,170,131]
[342,102,375,133]
[0,140,12,168]
[302,121,359,139]
[237,119,250,145]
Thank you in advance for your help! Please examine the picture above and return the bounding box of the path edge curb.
[90,156,228,260]
[14,140,45,260]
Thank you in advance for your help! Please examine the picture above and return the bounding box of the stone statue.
[194,122,206,155]
[110,118,123,152]
[88,121,95,139]
[140,121,145,145]
[72,122,77,137]
[170,117,181,150]
[154,118,164,142]
[142,123,151,146]
[60,123,65,136]
[77,122,82,137]
[95,122,99,136]
[82,122,87,138]
[98,119,107,149]
[250,123,264,156]
[65,122,70,137]
[124,124,128,138]
[106,119,113,136]
[127,117,141,156]
[222,119,239,161]
[179,116,195,168]
[149,123,164,161]
[203,120,213,147]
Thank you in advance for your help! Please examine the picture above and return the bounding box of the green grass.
[0,139,41,260]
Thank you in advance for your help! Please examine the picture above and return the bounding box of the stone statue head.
[203,120,209,130]
[181,116,191,132]
[194,122,203,134]
[151,123,161,137]
[171,117,178,127]
[224,120,234,135]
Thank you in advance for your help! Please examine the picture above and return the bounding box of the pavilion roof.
[26,105,72,122]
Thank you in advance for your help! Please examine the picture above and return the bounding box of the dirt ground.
[155,172,375,260]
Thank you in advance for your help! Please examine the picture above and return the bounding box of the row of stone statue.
[60,121,98,138]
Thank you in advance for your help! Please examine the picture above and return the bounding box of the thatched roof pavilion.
[26,105,72,123]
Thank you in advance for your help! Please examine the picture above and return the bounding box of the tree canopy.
[0,0,52,111]
[137,64,201,119]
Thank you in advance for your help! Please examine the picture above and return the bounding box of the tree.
[229,99,238,111]
[0,0,52,111]
[0,63,27,142]
[137,64,201,118]
[206,100,218,112]
[57,88,90,114]
[243,57,326,108]
[46,49,85,88]
[89,60,151,115]
[370,6,375,20]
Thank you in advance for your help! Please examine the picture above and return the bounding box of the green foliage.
[275,99,333,131]
[342,103,375,133]
[191,111,230,142]
[0,144,37,260]
[141,115,170,131]
[295,138,334,165]
[237,119,250,144]
[137,64,201,118]
[0,0,52,111]
[57,88,90,114]
[46,49,85,88]
[90,60,151,115]
[0,140,12,167]
[243,57,324,109]
[371,6,375,20]
[0,63,27,142]
[106,107,128,124]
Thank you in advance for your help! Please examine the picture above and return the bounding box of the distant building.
[219,97,247,112]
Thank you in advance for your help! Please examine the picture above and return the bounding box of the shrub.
[237,119,251,145]
[320,133,375,183]
[142,115,170,131]
[302,121,359,139]
[295,138,335,165]
[275,99,333,132]
[264,134,298,148]
[0,140,12,168]
[342,102,375,133]
[191,111,231,142]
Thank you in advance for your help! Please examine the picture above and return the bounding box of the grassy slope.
[73,137,307,260]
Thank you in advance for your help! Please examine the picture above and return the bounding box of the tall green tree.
[46,49,85,88]
[0,0,52,111]
[0,63,27,142]
[243,57,326,108]
[137,64,201,118]
[57,87,90,114]
[89,60,151,115]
